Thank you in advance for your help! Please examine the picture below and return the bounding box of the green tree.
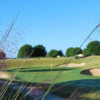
[66,47,82,57]
[66,47,74,57]
[48,49,59,57]
[32,45,47,57]
[87,41,100,55]
[58,50,64,57]
[17,44,33,58]
[73,47,82,55]
[83,48,90,57]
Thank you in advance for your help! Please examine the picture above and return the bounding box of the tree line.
[0,40,100,59]
[16,40,100,58]
[17,44,64,58]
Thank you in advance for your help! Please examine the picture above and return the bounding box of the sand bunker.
[57,62,86,67]
[81,68,100,76]
[0,71,11,79]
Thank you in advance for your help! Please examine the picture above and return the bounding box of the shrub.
[0,50,6,69]
[32,45,47,57]
[17,44,33,58]
[0,50,6,59]
[75,55,79,59]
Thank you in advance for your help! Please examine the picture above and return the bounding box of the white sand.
[57,62,86,67]
[90,69,100,76]
[0,72,11,79]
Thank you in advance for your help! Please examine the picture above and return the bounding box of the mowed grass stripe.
[4,56,100,84]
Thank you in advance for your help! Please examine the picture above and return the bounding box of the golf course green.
[4,56,100,99]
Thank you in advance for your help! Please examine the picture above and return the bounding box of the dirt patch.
[0,71,11,79]
[81,68,100,76]
[57,63,86,67]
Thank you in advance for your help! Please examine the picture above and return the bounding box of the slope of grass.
[5,56,100,83]
[3,56,100,99]
[5,57,81,69]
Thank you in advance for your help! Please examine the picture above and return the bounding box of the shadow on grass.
[6,67,77,72]
[80,69,93,75]
[61,79,100,88]
[1,79,100,99]
[52,79,100,99]
[8,67,41,70]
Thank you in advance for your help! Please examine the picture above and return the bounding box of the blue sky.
[0,0,100,57]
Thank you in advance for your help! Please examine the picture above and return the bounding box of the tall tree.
[87,41,100,55]
[17,44,33,58]
[32,45,47,57]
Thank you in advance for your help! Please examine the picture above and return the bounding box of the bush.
[17,44,33,58]
[87,41,100,55]
[75,55,79,59]
[32,45,47,57]
[0,50,6,59]
[0,50,6,69]
[66,47,82,57]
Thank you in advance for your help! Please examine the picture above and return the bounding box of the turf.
[5,57,81,69]
[3,56,100,99]
[5,56,100,83]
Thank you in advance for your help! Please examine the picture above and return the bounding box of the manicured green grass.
[4,56,100,99]
[7,66,100,83]
[5,56,100,83]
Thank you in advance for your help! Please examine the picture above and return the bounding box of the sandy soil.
[0,71,11,79]
[81,68,100,77]
[90,69,100,76]
[57,62,86,67]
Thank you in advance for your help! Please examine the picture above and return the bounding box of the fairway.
[3,56,100,99]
